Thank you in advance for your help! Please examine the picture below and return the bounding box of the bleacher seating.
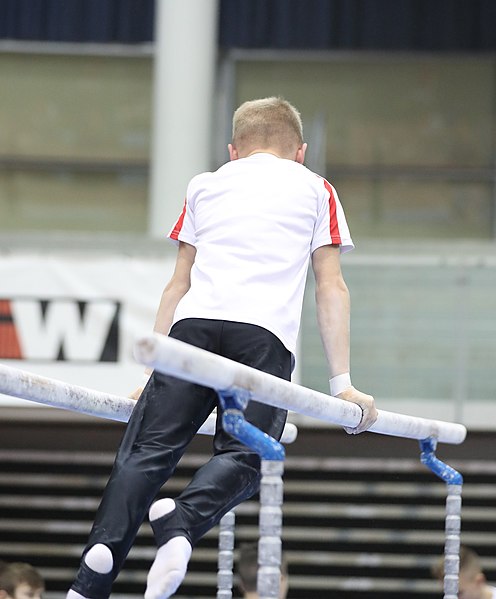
[1,425,495,598]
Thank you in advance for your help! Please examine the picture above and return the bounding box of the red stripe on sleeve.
[322,179,342,244]
[169,198,187,240]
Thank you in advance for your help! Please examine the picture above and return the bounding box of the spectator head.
[0,562,44,599]
[237,542,288,599]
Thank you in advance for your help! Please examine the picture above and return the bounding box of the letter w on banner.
[0,298,120,362]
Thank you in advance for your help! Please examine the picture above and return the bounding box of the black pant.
[71,318,290,598]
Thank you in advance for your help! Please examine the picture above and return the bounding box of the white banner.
[0,251,176,406]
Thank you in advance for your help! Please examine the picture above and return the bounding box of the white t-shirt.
[168,153,353,355]
[489,586,496,598]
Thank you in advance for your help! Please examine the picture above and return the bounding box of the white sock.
[144,536,192,599]
[149,497,176,522]
[146,498,191,599]
[84,543,114,574]
[65,545,113,599]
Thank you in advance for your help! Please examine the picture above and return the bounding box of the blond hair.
[232,97,304,157]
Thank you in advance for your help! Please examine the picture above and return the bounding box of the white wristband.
[329,373,352,396]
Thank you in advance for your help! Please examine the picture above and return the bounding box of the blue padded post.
[218,389,285,462]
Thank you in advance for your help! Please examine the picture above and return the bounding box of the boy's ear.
[228,144,239,161]
[295,143,307,164]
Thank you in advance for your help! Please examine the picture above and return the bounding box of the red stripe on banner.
[169,199,187,240]
[0,299,22,359]
[322,179,342,244]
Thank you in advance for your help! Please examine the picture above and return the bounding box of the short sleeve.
[311,178,354,254]
[167,197,197,246]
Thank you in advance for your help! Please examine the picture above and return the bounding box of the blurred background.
[0,1,495,598]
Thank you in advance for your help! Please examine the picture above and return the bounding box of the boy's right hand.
[336,386,377,435]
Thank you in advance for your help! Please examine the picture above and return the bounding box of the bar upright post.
[419,437,463,599]
[218,389,285,599]
[217,510,236,599]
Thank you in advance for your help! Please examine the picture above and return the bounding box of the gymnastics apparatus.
[0,332,467,599]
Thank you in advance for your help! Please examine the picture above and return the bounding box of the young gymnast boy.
[67,96,377,599]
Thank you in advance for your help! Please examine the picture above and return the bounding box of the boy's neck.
[245,148,283,158]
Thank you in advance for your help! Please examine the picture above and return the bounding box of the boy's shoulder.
[187,155,327,193]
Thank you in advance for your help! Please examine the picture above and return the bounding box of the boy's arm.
[152,241,196,336]
[130,241,196,399]
[311,244,377,434]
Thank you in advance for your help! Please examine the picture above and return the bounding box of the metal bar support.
[419,437,463,599]
[217,510,236,599]
[218,389,285,599]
